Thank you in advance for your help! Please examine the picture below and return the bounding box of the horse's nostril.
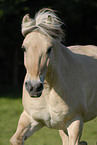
[25,81,28,86]
[36,83,43,92]
[25,81,33,92]
[25,81,43,96]
[29,86,33,92]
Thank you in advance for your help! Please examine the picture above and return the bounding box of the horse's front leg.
[60,114,85,145]
[10,110,43,145]
[59,130,69,145]
[67,114,84,145]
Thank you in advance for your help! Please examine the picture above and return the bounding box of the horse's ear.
[22,14,31,24]
[22,14,32,36]
[46,15,52,23]
[46,14,59,26]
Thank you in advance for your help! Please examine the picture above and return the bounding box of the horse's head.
[22,32,53,97]
[21,8,64,97]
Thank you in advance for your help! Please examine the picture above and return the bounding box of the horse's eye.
[21,45,26,52]
[46,46,52,54]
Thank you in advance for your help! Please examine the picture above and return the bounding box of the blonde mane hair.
[22,8,65,41]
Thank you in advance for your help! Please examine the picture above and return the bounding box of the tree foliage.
[0,0,97,91]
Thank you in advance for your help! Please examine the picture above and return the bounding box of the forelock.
[22,8,65,42]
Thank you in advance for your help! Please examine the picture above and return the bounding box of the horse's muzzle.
[25,81,43,98]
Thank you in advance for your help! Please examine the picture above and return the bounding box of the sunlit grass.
[81,118,97,145]
[0,97,22,145]
[0,95,97,145]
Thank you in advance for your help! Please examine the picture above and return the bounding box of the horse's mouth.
[30,92,42,98]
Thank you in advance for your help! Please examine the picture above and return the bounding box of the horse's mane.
[22,8,65,41]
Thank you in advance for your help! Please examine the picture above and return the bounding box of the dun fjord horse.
[10,8,97,145]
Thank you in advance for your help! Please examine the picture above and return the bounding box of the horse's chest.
[46,107,66,129]
[31,107,66,129]
[30,98,69,129]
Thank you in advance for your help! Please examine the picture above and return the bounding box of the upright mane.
[22,8,65,41]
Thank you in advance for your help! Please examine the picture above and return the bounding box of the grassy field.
[0,93,97,145]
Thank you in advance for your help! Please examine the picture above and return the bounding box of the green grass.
[0,94,97,145]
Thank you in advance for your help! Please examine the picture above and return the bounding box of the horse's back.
[68,45,97,122]
[68,45,97,59]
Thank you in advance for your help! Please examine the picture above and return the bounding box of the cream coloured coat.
[10,8,97,145]
[10,33,97,145]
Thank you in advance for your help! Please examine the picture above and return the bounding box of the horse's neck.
[46,43,73,88]
[54,43,72,70]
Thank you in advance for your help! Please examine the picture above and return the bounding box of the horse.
[10,8,97,145]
